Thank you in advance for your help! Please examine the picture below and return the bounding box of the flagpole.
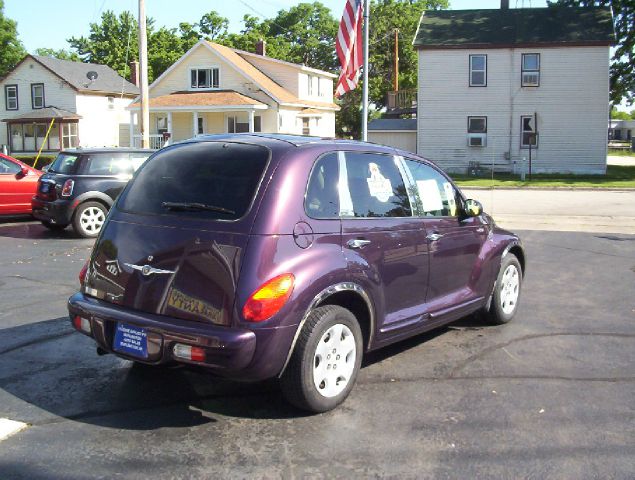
[361,0,369,141]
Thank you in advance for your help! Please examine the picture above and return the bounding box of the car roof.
[60,148,155,154]
[187,133,401,154]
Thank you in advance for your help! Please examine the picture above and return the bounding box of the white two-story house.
[414,3,614,174]
[128,40,338,147]
[1,55,138,155]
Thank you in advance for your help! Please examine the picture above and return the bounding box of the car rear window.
[49,153,80,174]
[118,142,269,220]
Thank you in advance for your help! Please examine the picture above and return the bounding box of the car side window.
[342,152,411,218]
[305,153,339,219]
[83,154,133,175]
[403,158,462,217]
[0,158,21,175]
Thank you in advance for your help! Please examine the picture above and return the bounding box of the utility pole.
[393,29,399,92]
[138,0,150,148]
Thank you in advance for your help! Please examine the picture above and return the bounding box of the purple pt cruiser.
[68,134,524,412]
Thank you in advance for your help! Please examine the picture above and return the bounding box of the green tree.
[34,48,80,62]
[550,0,635,105]
[611,106,631,119]
[268,2,339,71]
[148,27,187,81]
[367,0,448,109]
[0,0,26,77]
[179,22,202,51]
[198,11,229,40]
[68,11,142,79]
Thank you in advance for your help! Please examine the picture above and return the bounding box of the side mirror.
[464,199,483,217]
[17,166,29,178]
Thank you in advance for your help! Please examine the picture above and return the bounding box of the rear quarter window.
[49,153,80,174]
[118,142,269,221]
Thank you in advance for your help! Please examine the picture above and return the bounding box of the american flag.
[335,0,364,98]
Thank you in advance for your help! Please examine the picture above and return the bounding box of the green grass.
[608,148,635,157]
[452,165,635,189]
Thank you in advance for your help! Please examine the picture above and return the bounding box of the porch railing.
[132,134,166,150]
[386,89,417,111]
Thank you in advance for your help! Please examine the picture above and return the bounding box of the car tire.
[41,220,67,231]
[486,253,522,325]
[280,305,363,413]
[73,201,108,238]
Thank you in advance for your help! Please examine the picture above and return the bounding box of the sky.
[6,0,548,54]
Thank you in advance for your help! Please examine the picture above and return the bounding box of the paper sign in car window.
[366,162,393,202]
[443,182,457,216]
[416,179,443,213]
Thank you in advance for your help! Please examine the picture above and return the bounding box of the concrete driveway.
[463,188,635,234]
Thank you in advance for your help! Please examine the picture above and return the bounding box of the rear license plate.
[113,323,148,358]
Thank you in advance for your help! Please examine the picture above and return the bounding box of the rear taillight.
[61,179,74,197]
[243,273,295,322]
[79,261,89,286]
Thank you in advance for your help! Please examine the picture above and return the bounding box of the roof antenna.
[85,71,98,88]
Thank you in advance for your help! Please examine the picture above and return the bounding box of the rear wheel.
[486,253,522,325]
[280,305,363,413]
[41,220,67,231]
[73,201,107,238]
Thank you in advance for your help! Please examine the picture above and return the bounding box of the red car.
[0,153,42,215]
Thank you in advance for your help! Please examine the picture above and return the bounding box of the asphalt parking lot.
[0,218,634,479]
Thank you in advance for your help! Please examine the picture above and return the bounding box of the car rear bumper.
[67,292,296,381]
[32,196,73,225]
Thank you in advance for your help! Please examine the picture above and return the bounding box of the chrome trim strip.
[124,263,175,276]
[277,282,375,378]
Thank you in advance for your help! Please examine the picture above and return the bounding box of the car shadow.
[0,220,81,240]
[0,314,487,430]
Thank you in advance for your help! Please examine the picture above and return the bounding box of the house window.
[317,78,323,97]
[197,117,205,135]
[307,75,314,96]
[521,53,540,87]
[302,118,310,135]
[469,55,487,87]
[190,68,220,89]
[62,123,79,148]
[521,115,538,148]
[5,85,18,110]
[107,96,115,110]
[467,116,487,147]
[31,83,44,109]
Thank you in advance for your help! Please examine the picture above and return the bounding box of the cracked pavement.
[0,219,634,479]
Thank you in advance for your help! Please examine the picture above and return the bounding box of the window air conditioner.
[467,133,487,147]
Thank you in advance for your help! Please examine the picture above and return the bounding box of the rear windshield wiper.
[161,202,235,215]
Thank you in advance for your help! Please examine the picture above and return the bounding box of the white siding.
[369,131,417,153]
[76,93,132,147]
[417,46,610,174]
[278,108,335,137]
[0,58,77,150]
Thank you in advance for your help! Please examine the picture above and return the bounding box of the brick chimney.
[129,60,139,86]
[501,0,509,9]
[255,39,266,57]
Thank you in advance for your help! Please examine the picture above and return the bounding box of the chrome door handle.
[347,239,371,249]
[426,233,443,242]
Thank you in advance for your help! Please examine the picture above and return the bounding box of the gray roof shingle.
[33,55,139,96]
[368,119,417,131]
[414,6,614,48]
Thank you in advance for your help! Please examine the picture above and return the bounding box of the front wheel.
[280,305,363,413]
[73,201,107,238]
[486,253,522,325]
